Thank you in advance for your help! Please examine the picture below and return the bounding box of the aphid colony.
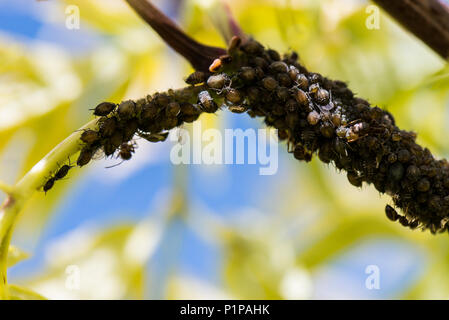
[184,36,449,234]
[77,97,184,168]
[42,36,449,234]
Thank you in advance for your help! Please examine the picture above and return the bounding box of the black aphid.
[80,130,100,145]
[93,102,116,116]
[77,147,94,167]
[54,164,73,180]
[198,91,218,113]
[185,71,207,85]
[43,177,55,193]
[119,142,136,161]
[385,205,399,222]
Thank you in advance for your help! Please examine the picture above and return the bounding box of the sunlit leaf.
[7,284,46,300]
[7,245,29,268]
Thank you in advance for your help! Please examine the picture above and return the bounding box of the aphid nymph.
[209,59,222,73]
[92,102,116,117]
[117,100,137,119]
[198,91,218,113]
[80,130,100,145]
[77,147,94,167]
[54,164,73,180]
[119,142,136,161]
[185,71,207,85]
[43,177,55,193]
[138,132,169,143]
[385,204,399,221]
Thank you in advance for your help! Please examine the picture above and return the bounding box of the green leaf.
[7,245,29,268]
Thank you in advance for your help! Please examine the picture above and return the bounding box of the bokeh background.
[1,0,449,299]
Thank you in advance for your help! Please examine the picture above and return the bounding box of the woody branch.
[373,0,449,60]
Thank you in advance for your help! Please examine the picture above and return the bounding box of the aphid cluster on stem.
[65,36,449,235]
[194,36,449,235]
[76,86,208,171]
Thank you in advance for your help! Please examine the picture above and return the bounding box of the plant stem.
[0,83,214,299]
[373,0,449,60]
[0,182,14,195]
[0,118,98,299]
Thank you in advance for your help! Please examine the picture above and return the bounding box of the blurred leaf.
[19,216,164,299]
[7,284,46,300]
[7,245,29,268]
[297,214,429,269]
[61,0,141,34]
[166,275,233,300]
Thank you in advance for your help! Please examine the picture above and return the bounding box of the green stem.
[0,84,215,299]
[0,118,98,299]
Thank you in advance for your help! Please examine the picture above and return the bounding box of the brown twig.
[125,0,226,71]
[373,0,449,60]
